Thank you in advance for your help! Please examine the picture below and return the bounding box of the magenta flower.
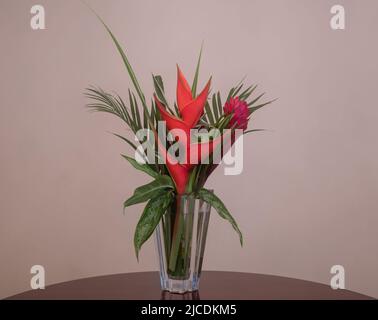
[224,97,249,130]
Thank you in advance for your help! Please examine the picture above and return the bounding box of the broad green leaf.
[124,175,174,207]
[197,188,243,246]
[121,155,159,178]
[134,192,173,259]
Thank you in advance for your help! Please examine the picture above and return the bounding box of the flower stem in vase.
[166,194,195,279]
[168,195,184,276]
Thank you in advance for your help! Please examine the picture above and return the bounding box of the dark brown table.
[7,271,373,300]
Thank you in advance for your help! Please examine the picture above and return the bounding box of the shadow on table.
[161,290,200,300]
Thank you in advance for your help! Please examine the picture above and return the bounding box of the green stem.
[182,197,195,268]
[168,195,183,273]
[187,167,198,193]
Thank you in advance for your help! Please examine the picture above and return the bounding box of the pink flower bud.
[223,97,249,130]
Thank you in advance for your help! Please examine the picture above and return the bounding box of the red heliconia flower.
[177,66,212,128]
[154,131,190,195]
[224,97,249,130]
[154,67,212,194]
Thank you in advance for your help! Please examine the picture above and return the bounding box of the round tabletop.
[7,271,372,300]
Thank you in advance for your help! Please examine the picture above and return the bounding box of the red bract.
[154,67,213,194]
[224,97,249,130]
[176,66,193,112]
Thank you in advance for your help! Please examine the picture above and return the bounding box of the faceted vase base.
[160,277,200,294]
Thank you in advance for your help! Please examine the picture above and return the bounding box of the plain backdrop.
[0,0,377,298]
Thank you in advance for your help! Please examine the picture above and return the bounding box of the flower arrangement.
[85,14,274,292]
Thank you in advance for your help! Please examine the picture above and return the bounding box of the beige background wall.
[1,0,377,298]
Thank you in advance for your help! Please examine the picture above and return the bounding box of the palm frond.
[248,99,277,117]
[85,86,148,134]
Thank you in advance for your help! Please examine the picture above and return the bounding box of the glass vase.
[155,193,211,293]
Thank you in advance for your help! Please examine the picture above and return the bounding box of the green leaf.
[197,188,243,246]
[121,155,159,178]
[154,75,165,92]
[86,5,155,130]
[244,129,266,135]
[99,19,145,106]
[204,101,215,125]
[248,99,276,116]
[114,93,133,127]
[124,175,174,208]
[132,93,142,129]
[239,84,257,100]
[128,89,137,123]
[150,99,156,126]
[216,92,223,117]
[226,77,245,101]
[226,88,235,102]
[217,114,232,130]
[191,43,203,97]
[152,74,176,115]
[111,132,137,150]
[143,107,148,128]
[152,75,168,106]
[232,83,244,98]
[134,192,173,259]
[212,93,219,121]
[248,92,265,107]
[173,102,180,117]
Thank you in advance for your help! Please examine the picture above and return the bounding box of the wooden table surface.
[7,271,372,300]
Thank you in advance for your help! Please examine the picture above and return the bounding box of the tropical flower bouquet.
[86,17,274,293]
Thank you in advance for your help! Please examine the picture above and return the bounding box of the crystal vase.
[155,193,211,293]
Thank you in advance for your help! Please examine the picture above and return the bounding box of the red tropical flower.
[154,67,214,193]
[224,97,249,130]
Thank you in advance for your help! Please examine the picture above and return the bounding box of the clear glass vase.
[155,193,211,293]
